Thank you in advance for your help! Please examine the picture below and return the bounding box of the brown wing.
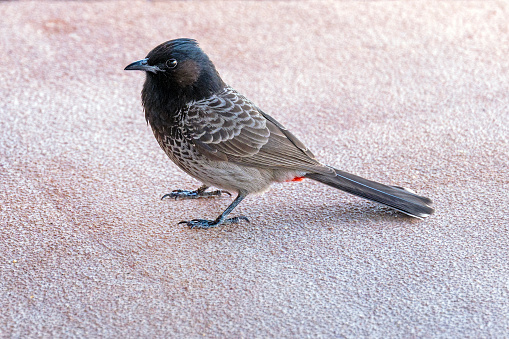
[185,87,328,172]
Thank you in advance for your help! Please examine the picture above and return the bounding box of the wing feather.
[185,87,329,172]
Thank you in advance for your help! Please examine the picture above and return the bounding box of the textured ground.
[1,1,508,338]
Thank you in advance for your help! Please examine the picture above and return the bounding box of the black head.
[125,38,225,105]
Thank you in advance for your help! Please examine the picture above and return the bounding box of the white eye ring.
[166,59,177,69]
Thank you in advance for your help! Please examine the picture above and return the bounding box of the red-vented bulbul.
[125,38,434,228]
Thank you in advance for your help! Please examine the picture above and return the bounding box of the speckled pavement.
[1,1,508,337]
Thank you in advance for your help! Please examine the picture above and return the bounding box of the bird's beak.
[124,58,162,74]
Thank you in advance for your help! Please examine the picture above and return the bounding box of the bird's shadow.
[153,184,426,237]
[165,195,420,233]
[248,198,419,228]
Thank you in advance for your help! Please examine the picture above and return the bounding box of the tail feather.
[305,167,434,218]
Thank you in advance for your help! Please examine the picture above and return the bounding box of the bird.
[125,38,434,229]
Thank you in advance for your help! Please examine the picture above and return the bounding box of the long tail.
[305,167,434,218]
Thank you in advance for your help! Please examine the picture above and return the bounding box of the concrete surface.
[1,1,508,338]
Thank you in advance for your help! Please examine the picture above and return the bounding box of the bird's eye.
[166,59,178,69]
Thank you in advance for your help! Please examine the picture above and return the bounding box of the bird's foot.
[161,189,231,200]
[179,216,249,229]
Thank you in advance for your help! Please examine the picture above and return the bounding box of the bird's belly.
[157,136,274,194]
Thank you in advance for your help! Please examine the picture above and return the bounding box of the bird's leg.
[179,193,249,229]
[161,184,231,200]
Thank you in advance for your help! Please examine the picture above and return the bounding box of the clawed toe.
[174,193,248,229]
[161,188,231,200]
[161,189,195,200]
[179,215,249,229]
[200,189,232,198]
[178,219,216,229]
